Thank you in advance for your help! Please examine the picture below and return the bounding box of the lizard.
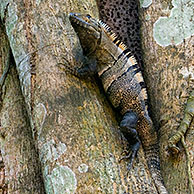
[168,91,194,194]
[96,1,193,193]
[168,91,194,155]
[66,13,168,194]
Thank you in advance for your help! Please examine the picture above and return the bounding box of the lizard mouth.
[69,13,102,55]
[69,13,101,33]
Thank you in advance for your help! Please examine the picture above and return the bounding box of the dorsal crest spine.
[98,20,127,51]
[98,19,136,65]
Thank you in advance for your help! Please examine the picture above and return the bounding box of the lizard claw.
[119,141,140,171]
[168,144,180,155]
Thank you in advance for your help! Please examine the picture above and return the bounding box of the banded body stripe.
[96,21,149,113]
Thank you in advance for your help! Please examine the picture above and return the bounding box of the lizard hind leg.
[119,111,140,171]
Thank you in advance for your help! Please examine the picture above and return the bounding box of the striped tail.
[139,115,168,194]
[144,144,168,194]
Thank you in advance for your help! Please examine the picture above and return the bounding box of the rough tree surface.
[0,0,193,193]
[140,0,194,193]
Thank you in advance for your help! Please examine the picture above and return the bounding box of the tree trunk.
[0,21,45,193]
[140,1,194,194]
[0,0,193,193]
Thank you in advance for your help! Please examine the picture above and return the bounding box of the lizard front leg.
[76,57,97,77]
[168,91,194,154]
[119,111,140,170]
[59,54,97,78]
[168,91,194,194]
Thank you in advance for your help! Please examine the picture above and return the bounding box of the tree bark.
[140,1,194,193]
[0,0,193,193]
[0,21,45,193]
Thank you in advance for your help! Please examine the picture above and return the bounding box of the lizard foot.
[168,90,194,155]
[119,111,140,171]
[119,141,140,171]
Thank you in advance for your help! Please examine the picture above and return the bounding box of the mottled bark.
[96,0,143,68]
[1,0,193,193]
[0,0,160,193]
[140,1,194,193]
[0,21,45,193]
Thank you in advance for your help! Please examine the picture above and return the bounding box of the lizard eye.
[85,14,92,23]
[86,14,91,18]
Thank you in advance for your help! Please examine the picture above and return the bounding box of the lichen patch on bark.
[153,0,194,47]
[140,0,152,8]
[39,139,67,163]
[44,165,77,194]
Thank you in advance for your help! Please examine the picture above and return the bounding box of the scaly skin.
[67,13,168,194]
[168,91,194,154]
[168,91,194,194]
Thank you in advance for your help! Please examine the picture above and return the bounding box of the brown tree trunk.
[0,21,45,193]
[1,0,193,193]
[140,1,194,193]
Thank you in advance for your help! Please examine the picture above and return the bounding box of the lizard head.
[69,13,127,70]
[69,13,102,56]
